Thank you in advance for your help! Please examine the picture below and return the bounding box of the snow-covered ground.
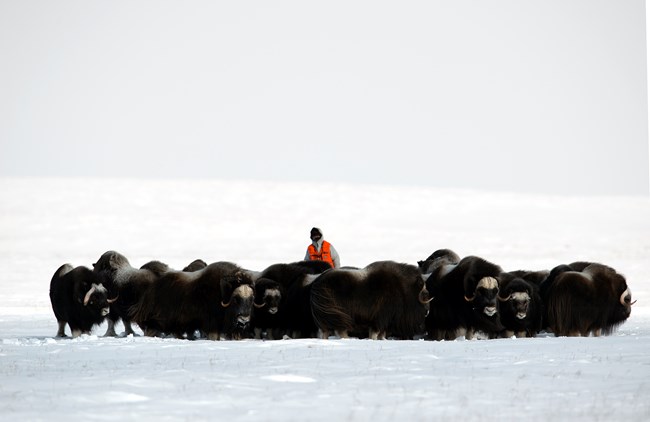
[1,178,649,421]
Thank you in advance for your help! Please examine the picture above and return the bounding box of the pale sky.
[1,1,648,195]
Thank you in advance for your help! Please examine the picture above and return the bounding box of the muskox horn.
[464,294,475,302]
[253,301,266,308]
[498,293,512,302]
[620,288,637,306]
[107,295,119,304]
[220,300,231,307]
[83,285,97,306]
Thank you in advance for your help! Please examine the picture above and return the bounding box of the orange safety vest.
[308,241,334,267]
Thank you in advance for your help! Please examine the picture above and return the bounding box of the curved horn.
[620,288,636,306]
[107,295,119,304]
[83,285,97,306]
[419,289,434,304]
[464,294,475,302]
[498,293,512,302]
[253,301,266,308]
[220,300,231,307]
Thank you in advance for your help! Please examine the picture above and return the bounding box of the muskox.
[49,264,115,338]
[540,262,636,337]
[425,253,503,340]
[252,260,332,339]
[130,261,256,340]
[93,251,169,337]
[497,271,545,338]
[310,261,431,340]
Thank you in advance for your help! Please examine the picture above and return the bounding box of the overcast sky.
[1,1,648,195]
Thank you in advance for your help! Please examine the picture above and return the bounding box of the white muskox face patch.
[234,285,254,299]
[477,277,498,290]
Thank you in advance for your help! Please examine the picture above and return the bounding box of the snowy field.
[1,178,649,421]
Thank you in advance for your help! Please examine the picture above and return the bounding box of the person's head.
[310,227,322,242]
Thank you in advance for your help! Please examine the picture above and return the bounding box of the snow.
[1,178,649,421]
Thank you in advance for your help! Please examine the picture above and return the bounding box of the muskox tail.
[310,283,354,336]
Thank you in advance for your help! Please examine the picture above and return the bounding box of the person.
[304,227,340,268]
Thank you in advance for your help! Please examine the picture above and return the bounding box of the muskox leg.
[592,329,602,337]
[123,320,136,336]
[254,328,263,340]
[318,329,330,339]
[71,329,82,338]
[207,331,221,341]
[463,328,474,340]
[369,329,386,340]
[103,319,118,337]
[335,329,349,339]
[503,330,515,338]
[56,321,67,338]
[143,327,160,337]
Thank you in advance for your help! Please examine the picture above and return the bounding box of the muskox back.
[50,264,112,338]
[131,261,255,340]
[418,249,461,274]
[183,259,207,272]
[542,262,635,336]
[311,261,430,340]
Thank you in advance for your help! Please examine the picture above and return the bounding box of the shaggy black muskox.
[540,262,636,337]
[252,260,332,339]
[425,253,503,340]
[417,249,461,274]
[310,261,431,340]
[130,261,256,340]
[93,251,169,337]
[49,264,115,338]
[497,271,545,338]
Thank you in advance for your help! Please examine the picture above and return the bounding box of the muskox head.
[220,271,255,329]
[498,279,533,320]
[610,271,636,322]
[465,276,500,317]
[253,278,282,315]
[74,274,116,318]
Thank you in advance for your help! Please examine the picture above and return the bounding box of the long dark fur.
[425,255,503,340]
[49,264,111,337]
[541,262,634,336]
[130,261,255,340]
[310,261,430,340]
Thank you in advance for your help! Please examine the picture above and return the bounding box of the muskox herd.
[49,249,637,341]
